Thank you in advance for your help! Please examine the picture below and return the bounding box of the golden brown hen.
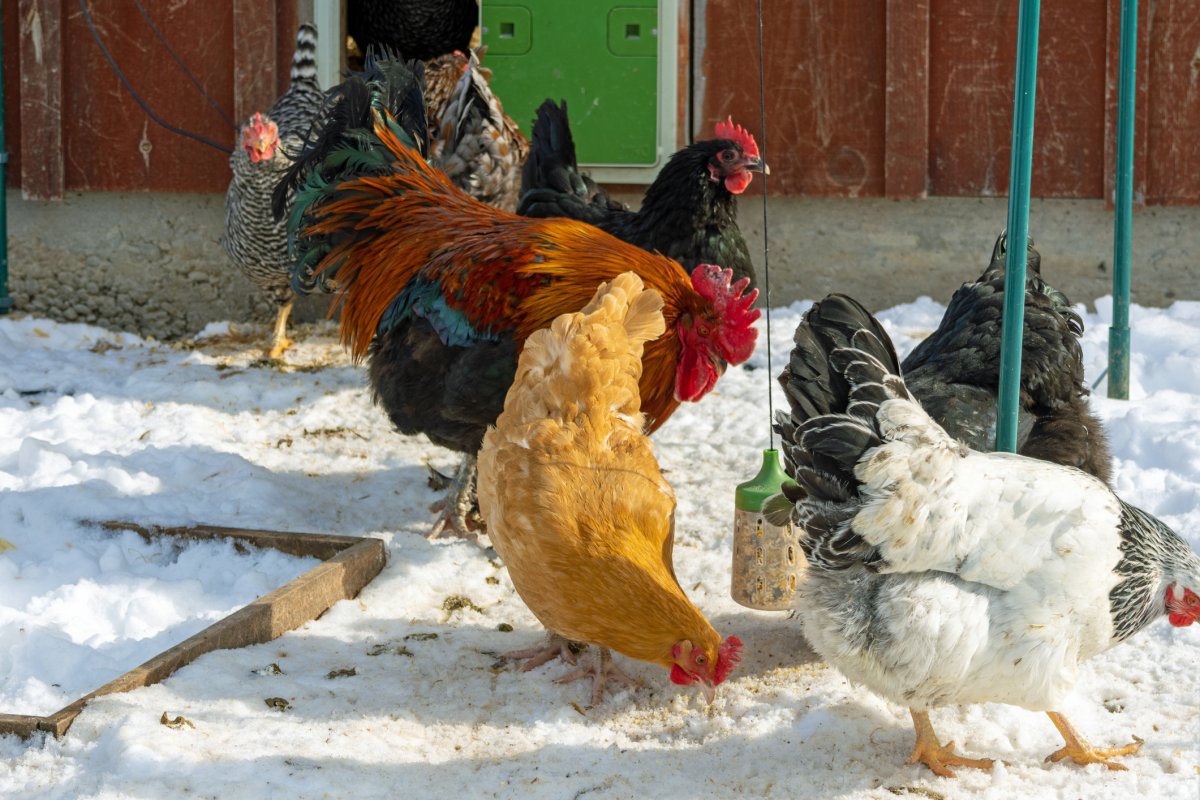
[477,272,743,705]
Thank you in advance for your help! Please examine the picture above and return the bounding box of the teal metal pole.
[1108,0,1137,400]
[996,0,1041,453]
[0,8,10,316]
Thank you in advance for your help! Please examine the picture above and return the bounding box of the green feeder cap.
[735,448,792,513]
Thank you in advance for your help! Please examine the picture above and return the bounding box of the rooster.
[277,55,760,537]
[768,294,1200,776]
[518,100,764,290]
[477,272,743,704]
[347,0,479,62]
[901,233,1111,482]
[221,22,324,360]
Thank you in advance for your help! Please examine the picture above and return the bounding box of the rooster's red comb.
[691,265,760,365]
[714,116,759,158]
[714,635,744,685]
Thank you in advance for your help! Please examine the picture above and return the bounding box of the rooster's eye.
[695,655,707,665]
[698,325,710,337]
[1187,593,1199,607]
[721,150,734,161]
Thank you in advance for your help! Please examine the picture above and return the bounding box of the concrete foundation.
[5,190,1198,341]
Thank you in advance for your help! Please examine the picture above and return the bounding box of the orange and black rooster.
[277,54,760,537]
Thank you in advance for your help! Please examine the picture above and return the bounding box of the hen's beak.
[745,155,770,175]
[699,679,717,705]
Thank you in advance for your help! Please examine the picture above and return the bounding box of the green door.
[481,1,660,166]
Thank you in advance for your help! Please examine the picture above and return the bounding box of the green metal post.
[1108,0,1137,400]
[0,8,10,315]
[996,0,1041,453]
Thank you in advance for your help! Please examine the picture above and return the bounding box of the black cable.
[755,0,774,449]
[78,0,233,154]
[132,0,237,130]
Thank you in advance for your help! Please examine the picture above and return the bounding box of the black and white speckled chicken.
[221,23,324,360]
[769,294,1200,776]
[901,232,1112,483]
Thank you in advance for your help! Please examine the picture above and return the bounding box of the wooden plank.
[884,0,930,198]
[0,525,385,739]
[1142,0,1200,204]
[1102,0,1149,209]
[17,0,62,200]
[701,0,887,197]
[232,0,277,126]
[928,0,1108,198]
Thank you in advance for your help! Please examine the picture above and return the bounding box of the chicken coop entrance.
[480,0,678,183]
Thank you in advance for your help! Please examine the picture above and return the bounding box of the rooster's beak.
[699,680,717,705]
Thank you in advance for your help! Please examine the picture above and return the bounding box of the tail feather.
[517,99,620,223]
[276,52,430,293]
[290,22,319,86]
[502,272,665,426]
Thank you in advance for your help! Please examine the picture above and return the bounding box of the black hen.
[899,233,1112,483]
[347,0,478,62]
[517,100,764,290]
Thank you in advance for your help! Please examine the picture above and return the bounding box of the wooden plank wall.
[699,0,1200,204]
[3,0,297,198]
[2,1,1198,202]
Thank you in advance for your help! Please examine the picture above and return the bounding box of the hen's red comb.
[714,116,759,158]
[714,635,744,684]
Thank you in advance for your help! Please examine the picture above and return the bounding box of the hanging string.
[78,0,233,155]
[755,0,775,450]
[132,0,238,130]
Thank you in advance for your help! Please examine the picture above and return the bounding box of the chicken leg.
[906,709,994,778]
[427,455,484,538]
[552,646,642,706]
[1044,711,1142,770]
[501,633,581,672]
[267,300,295,360]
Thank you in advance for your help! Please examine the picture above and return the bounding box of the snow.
[1,297,1198,800]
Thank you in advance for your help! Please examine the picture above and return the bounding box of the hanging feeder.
[730,448,801,611]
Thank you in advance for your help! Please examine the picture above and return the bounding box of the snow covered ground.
[0,295,1197,800]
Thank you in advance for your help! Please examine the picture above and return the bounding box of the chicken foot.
[266,300,295,361]
[553,647,642,706]
[500,633,581,671]
[1044,711,1143,770]
[427,455,484,538]
[906,709,995,778]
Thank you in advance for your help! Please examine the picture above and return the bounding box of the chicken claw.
[427,455,484,538]
[265,301,295,361]
[1045,712,1143,771]
[553,647,642,706]
[906,709,994,778]
[501,633,581,672]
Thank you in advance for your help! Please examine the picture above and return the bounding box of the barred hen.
[518,100,764,290]
[222,23,324,360]
[770,294,1200,775]
[276,54,760,538]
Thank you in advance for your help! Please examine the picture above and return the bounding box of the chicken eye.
[697,324,711,337]
[695,654,707,665]
[721,150,735,161]
[1187,593,1199,607]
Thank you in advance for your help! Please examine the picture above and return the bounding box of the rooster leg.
[427,455,484,538]
[905,709,994,778]
[1044,711,1142,770]
[500,633,581,671]
[553,647,642,706]
[266,301,295,360]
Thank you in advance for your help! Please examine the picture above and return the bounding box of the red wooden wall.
[3,1,1198,203]
[699,0,1200,203]
[4,0,297,198]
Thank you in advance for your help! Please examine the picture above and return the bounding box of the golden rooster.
[477,272,743,705]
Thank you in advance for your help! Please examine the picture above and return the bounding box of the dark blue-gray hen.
[221,23,324,360]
